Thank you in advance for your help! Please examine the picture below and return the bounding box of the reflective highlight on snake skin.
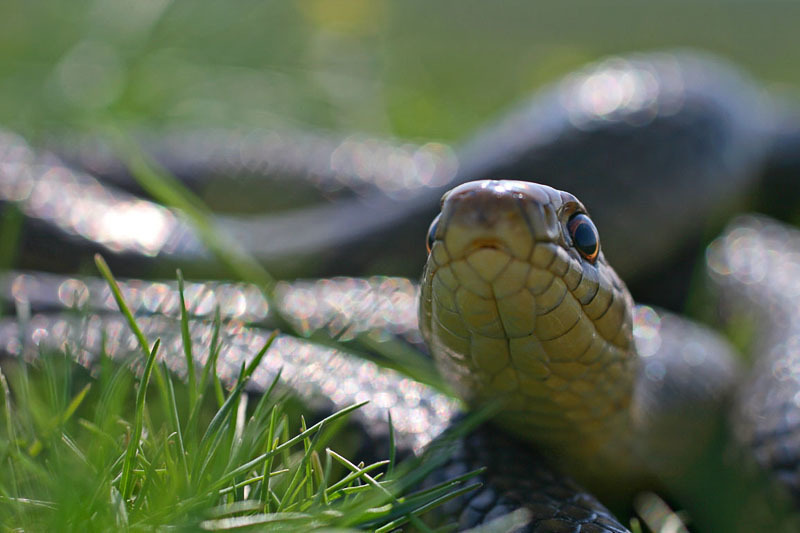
[708,216,800,506]
[56,129,458,200]
[0,129,205,260]
[4,271,421,343]
[1,273,455,455]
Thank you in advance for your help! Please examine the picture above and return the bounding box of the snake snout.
[440,180,564,261]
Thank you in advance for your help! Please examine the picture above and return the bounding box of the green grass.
[0,259,483,531]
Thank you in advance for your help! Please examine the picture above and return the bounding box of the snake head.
[419,179,636,458]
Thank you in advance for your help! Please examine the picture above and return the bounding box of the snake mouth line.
[451,235,534,262]
[465,240,507,256]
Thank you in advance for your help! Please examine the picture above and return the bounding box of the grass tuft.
[0,263,474,530]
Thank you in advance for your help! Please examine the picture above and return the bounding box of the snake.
[3,50,800,531]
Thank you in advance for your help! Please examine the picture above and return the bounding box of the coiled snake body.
[3,51,800,531]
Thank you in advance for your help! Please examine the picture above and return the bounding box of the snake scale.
[3,50,800,531]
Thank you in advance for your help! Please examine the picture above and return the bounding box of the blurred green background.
[1,0,798,144]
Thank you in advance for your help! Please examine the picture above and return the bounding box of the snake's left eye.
[426,215,440,254]
[567,213,599,263]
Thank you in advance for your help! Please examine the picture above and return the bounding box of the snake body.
[13,52,784,287]
[709,216,800,507]
[2,50,800,530]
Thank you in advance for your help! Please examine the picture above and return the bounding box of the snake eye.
[567,213,599,262]
[426,215,440,254]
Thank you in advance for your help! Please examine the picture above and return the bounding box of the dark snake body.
[2,51,800,531]
[24,52,782,287]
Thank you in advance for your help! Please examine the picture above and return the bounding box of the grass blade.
[94,255,153,361]
[163,364,190,485]
[177,270,197,409]
[120,338,160,500]
[327,449,432,533]
[210,402,366,492]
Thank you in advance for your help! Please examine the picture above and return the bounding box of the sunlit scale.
[707,215,800,500]
[0,129,198,258]
[563,56,677,129]
[0,272,420,345]
[59,128,457,200]
[0,312,457,454]
[0,270,438,450]
[277,276,420,342]
[632,305,662,358]
[0,126,464,287]
[331,137,457,197]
